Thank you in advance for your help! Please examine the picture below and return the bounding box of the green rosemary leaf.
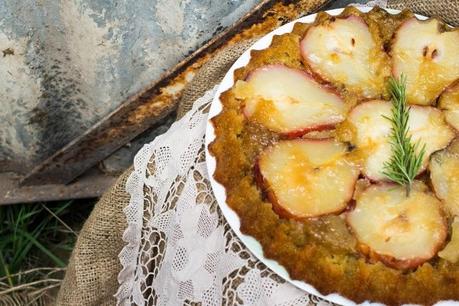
[382,74,426,196]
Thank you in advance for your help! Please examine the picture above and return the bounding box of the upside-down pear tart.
[209,6,459,305]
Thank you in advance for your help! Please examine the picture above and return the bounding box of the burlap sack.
[388,0,459,26]
[56,169,131,306]
[56,1,459,305]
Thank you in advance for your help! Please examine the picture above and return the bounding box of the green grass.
[0,199,95,303]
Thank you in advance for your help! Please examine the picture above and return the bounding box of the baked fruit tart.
[209,6,459,305]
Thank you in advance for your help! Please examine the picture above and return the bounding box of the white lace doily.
[115,87,335,306]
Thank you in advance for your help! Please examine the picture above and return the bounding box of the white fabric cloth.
[115,87,334,306]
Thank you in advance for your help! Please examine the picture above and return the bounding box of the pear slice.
[438,81,459,131]
[236,65,345,137]
[346,100,454,181]
[347,182,447,269]
[430,139,459,216]
[438,217,459,263]
[256,139,359,219]
[391,18,459,105]
[300,15,389,98]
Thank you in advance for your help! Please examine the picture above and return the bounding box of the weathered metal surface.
[21,0,334,186]
[0,168,116,205]
[0,0,261,174]
[1,0,369,204]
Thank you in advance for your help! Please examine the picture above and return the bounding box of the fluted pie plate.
[205,6,459,306]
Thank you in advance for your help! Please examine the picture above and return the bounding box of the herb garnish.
[382,74,426,196]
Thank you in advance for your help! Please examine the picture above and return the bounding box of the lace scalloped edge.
[115,140,154,304]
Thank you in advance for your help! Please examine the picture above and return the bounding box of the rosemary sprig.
[382,74,426,196]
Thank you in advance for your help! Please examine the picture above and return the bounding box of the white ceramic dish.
[204,6,457,306]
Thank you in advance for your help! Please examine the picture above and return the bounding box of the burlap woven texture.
[56,1,459,305]
[388,0,459,26]
[56,170,131,306]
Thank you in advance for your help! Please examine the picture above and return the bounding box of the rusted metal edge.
[20,0,275,186]
[1,169,116,205]
[21,0,331,186]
